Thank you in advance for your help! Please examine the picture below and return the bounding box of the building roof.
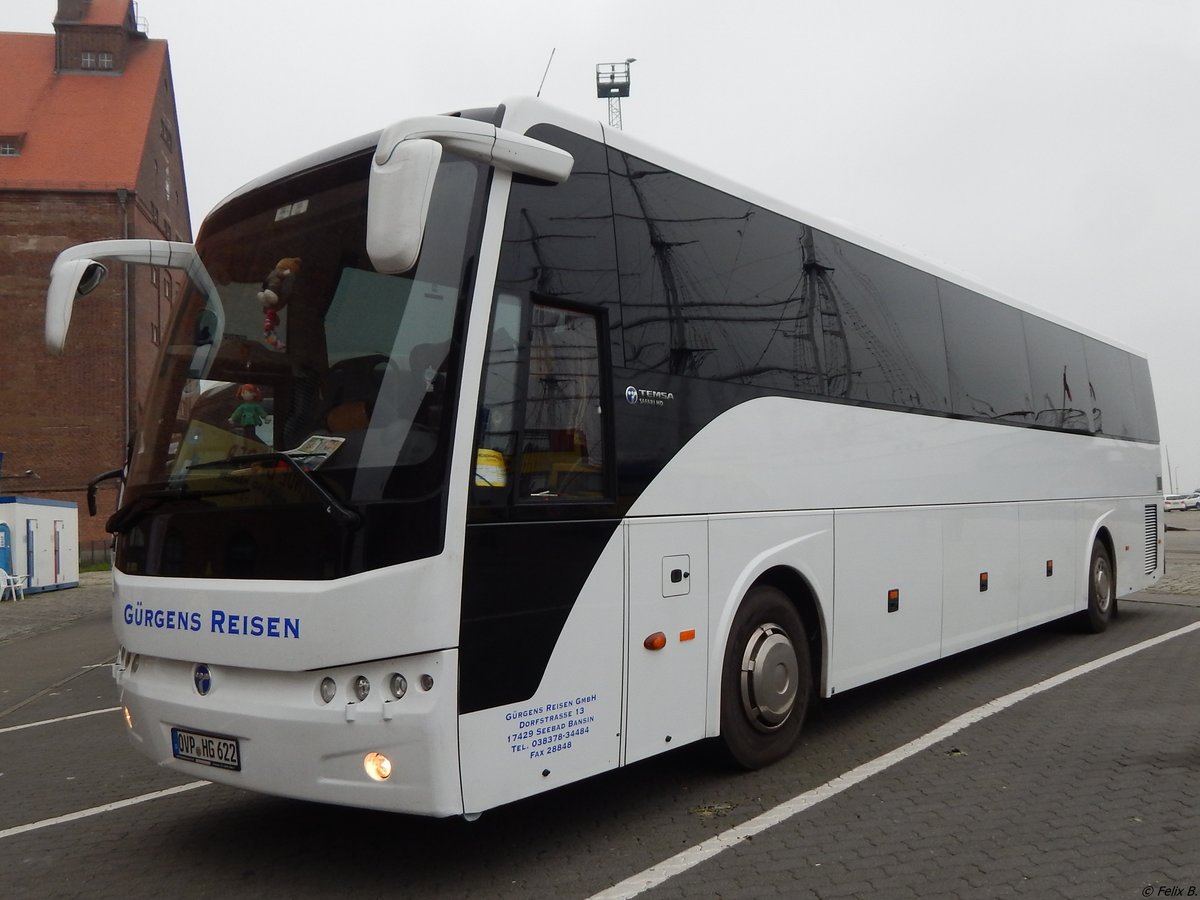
[0,31,167,192]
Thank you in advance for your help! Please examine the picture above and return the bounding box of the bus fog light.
[389,673,407,699]
[419,674,434,691]
[319,677,337,704]
[353,675,371,702]
[364,751,392,781]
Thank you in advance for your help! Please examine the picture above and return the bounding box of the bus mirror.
[367,137,442,275]
[46,257,106,353]
[367,116,575,275]
[78,261,109,295]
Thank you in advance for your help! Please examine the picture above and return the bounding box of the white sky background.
[7,0,1199,488]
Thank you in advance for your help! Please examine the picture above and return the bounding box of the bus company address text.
[505,694,597,759]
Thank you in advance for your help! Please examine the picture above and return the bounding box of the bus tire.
[1082,539,1115,633]
[719,585,811,770]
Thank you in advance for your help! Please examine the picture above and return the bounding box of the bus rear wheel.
[1082,539,1116,633]
[719,585,811,769]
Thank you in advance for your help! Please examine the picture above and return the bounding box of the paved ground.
[1155,510,1200,595]
[0,569,113,646]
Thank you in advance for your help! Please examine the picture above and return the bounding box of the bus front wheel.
[1082,539,1116,633]
[719,585,811,769]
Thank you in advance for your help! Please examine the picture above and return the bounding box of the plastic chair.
[0,567,27,602]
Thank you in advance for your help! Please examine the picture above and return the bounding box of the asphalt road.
[1,536,1198,899]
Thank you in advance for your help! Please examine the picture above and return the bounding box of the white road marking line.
[0,707,121,735]
[590,620,1200,900]
[0,782,211,841]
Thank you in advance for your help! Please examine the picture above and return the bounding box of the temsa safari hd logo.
[625,385,675,407]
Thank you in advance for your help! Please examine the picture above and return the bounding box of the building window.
[81,52,96,69]
[98,52,114,70]
[0,142,19,157]
[160,119,173,150]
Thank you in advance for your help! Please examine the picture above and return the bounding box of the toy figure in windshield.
[258,257,301,350]
[228,383,269,439]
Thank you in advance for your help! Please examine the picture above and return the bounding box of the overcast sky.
[7,0,1199,488]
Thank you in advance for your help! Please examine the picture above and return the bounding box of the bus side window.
[521,304,605,498]
[474,297,607,503]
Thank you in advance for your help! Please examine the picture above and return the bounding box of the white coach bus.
[46,97,1162,818]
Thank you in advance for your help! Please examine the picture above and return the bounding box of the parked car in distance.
[1164,493,1189,511]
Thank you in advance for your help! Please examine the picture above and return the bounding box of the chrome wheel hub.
[739,623,798,732]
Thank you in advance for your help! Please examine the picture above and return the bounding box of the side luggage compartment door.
[624,518,709,764]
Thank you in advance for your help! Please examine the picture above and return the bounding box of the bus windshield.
[118,148,486,580]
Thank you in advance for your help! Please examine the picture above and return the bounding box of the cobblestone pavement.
[0,570,113,646]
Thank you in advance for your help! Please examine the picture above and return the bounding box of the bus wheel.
[1082,540,1115,633]
[719,585,811,769]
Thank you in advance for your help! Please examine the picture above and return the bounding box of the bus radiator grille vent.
[1144,504,1158,575]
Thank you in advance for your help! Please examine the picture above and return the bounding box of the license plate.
[171,727,241,771]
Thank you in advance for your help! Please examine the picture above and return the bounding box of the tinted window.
[1022,313,1090,432]
[940,280,1033,423]
[1084,337,1138,438]
[809,231,949,411]
[474,299,608,503]
[496,125,621,354]
[608,149,822,389]
[476,126,617,509]
[1130,355,1159,441]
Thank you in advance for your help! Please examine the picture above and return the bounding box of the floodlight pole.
[596,59,635,129]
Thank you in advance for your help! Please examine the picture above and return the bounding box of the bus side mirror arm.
[45,240,224,377]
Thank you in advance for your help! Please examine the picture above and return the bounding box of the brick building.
[0,0,190,544]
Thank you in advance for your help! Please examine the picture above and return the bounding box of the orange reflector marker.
[679,629,696,642]
[979,572,989,592]
[644,632,667,651]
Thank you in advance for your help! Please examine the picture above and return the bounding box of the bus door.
[624,518,709,764]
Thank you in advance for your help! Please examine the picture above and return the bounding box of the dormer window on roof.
[79,51,114,70]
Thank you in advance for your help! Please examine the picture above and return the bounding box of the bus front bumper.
[114,647,462,817]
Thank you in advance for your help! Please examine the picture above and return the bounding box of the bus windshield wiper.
[187,452,362,529]
[106,484,250,535]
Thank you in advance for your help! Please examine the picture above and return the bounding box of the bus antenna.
[536,48,556,98]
